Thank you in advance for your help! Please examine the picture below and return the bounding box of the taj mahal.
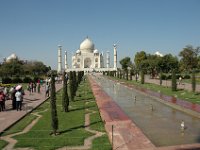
[57,37,118,73]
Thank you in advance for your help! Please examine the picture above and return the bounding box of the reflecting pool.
[94,76,200,147]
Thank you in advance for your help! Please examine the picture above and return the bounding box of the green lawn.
[109,76,200,104]
[0,78,111,150]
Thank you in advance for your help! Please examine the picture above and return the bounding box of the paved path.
[145,76,200,92]
[0,83,62,134]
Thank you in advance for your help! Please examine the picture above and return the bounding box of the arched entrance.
[84,58,92,68]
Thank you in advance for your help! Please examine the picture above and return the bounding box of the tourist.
[179,76,182,85]
[45,82,50,97]
[37,81,41,93]
[31,82,34,93]
[33,82,36,92]
[15,85,23,111]
[27,83,31,95]
[0,91,5,111]
[181,120,185,131]
[10,86,16,110]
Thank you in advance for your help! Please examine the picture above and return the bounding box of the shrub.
[160,74,167,80]
[184,74,191,79]
[12,77,23,83]
[23,77,32,83]
[33,76,39,83]
[167,75,172,79]
[2,77,12,84]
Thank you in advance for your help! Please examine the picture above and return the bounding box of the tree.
[179,45,200,71]
[50,73,59,135]
[158,54,179,73]
[141,70,145,84]
[62,72,69,112]
[69,71,74,101]
[0,59,24,77]
[120,57,131,71]
[134,51,147,69]
[171,69,177,91]
[192,70,196,92]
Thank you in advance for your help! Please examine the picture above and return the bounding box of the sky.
[0,0,200,69]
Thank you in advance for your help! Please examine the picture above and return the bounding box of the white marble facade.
[72,37,104,69]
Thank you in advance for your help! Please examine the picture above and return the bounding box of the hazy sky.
[0,0,199,69]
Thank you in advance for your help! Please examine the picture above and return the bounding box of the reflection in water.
[93,75,200,147]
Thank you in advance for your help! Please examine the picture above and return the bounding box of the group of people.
[27,80,41,95]
[0,85,25,111]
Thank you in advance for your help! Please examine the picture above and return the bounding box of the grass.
[109,76,200,104]
[0,77,111,150]
[1,114,37,136]
[0,140,8,149]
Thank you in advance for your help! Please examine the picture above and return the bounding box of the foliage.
[2,77,12,84]
[134,51,147,69]
[23,77,33,83]
[69,71,74,101]
[12,77,23,83]
[119,57,132,71]
[50,73,58,135]
[184,74,191,79]
[0,59,50,78]
[171,70,177,91]
[140,70,145,84]
[158,54,179,73]
[179,45,200,71]
[62,72,69,112]
[192,70,196,92]
[159,72,163,85]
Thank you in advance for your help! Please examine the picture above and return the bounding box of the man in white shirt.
[15,89,22,111]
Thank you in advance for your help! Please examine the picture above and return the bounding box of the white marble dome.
[94,49,99,54]
[6,53,18,62]
[80,37,94,53]
[76,49,81,54]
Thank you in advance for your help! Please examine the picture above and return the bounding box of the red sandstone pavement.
[0,83,62,134]
[88,75,200,150]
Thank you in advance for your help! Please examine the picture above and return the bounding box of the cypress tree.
[126,70,128,80]
[50,73,58,135]
[69,71,74,101]
[192,70,196,92]
[171,69,177,91]
[141,70,145,84]
[73,71,77,96]
[159,72,163,85]
[130,70,132,80]
[62,72,69,112]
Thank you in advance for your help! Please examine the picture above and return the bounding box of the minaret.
[113,44,117,70]
[57,45,62,74]
[64,50,68,71]
[106,51,110,68]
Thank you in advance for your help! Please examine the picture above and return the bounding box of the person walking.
[0,91,5,111]
[45,82,50,97]
[15,85,23,111]
[37,81,41,93]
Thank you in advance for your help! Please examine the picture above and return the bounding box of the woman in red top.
[0,91,5,111]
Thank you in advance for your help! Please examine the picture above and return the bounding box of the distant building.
[72,37,104,69]
[5,53,18,62]
[155,51,163,57]
[57,37,118,73]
